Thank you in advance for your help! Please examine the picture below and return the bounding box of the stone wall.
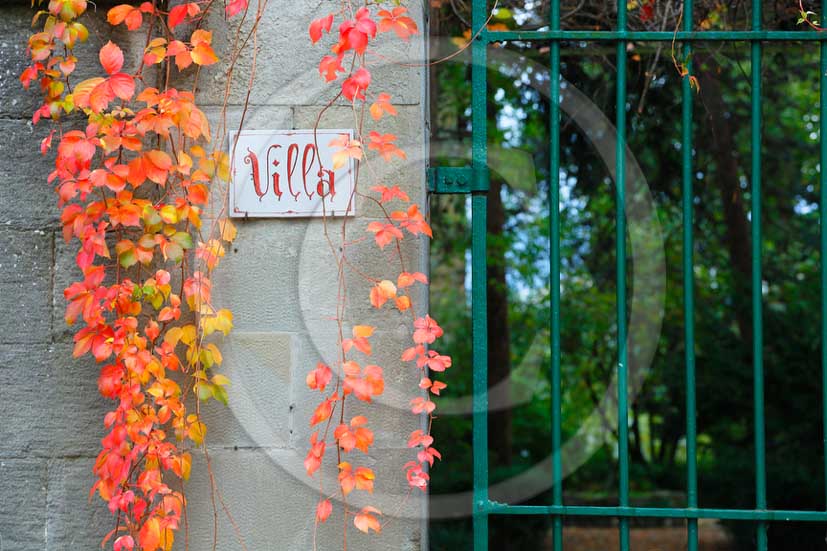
[0,1,428,549]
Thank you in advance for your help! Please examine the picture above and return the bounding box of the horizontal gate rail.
[485,504,827,522]
[481,30,827,42]
[457,0,827,549]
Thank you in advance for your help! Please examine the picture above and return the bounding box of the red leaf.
[225,0,248,17]
[306,362,332,392]
[316,499,333,523]
[413,314,443,344]
[342,67,371,102]
[108,73,135,101]
[304,432,326,476]
[100,41,124,75]
[338,8,376,54]
[167,4,188,28]
[309,14,334,44]
[114,535,135,551]
[319,55,344,82]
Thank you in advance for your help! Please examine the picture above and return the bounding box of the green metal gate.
[429,0,827,549]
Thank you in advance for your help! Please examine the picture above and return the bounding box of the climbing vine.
[22,0,443,547]
[21,0,252,548]
[305,1,451,542]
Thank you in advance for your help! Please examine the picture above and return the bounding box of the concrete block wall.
[0,0,428,549]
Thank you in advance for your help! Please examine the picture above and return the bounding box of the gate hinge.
[427,166,489,194]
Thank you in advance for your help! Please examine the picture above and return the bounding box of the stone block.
[178,1,424,107]
[45,458,112,550]
[183,447,422,550]
[0,5,149,119]
[210,217,307,333]
[0,344,108,458]
[0,121,60,229]
[0,459,47,551]
[0,229,53,344]
[198,331,293,449]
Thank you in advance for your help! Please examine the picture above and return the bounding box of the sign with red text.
[229,129,356,218]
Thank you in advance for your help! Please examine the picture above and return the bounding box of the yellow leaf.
[212,374,230,386]
[206,343,223,365]
[164,326,183,347]
[159,205,178,224]
[180,324,197,345]
[189,419,207,445]
[353,325,375,338]
[218,218,237,242]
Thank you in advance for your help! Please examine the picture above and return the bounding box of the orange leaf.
[342,67,371,101]
[369,93,398,120]
[353,325,375,338]
[191,43,218,65]
[411,396,436,415]
[108,4,143,30]
[72,77,105,109]
[371,184,409,203]
[139,517,161,551]
[329,134,362,169]
[319,54,344,82]
[366,221,403,249]
[310,398,333,426]
[370,280,397,308]
[304,432,326,476]
[354,506,382,534]
[368,131,406,162]
[378,7,419,39]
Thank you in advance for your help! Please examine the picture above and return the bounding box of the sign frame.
[228,128,357,219]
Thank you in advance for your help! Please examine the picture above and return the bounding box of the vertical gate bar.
[549,1,563,550]
[750,1,768,549]
[471,0,489,549]
[821,0,827,518]
[681,1,698,550]
[616,1,630,550]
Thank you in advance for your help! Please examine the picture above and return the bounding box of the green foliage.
[429,22,826,550]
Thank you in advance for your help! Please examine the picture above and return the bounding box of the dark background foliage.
[427,1,827,548]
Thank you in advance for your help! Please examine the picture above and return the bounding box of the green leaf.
[165,242,184,263]
[195,381,213,401]
[171,231,194,250]
[493,7,513,20]
[213,385,229,405]
[119,248,137,269]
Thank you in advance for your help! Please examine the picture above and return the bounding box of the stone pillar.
[0,0,428,549]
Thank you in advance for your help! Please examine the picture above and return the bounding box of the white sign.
[228,129,356,218]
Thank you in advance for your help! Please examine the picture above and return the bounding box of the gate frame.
[428,0,827,549]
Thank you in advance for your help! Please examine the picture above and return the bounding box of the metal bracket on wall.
[427,166,489,194]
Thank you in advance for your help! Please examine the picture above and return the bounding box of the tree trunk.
[487,177,513,468]
[696,56,754,346]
